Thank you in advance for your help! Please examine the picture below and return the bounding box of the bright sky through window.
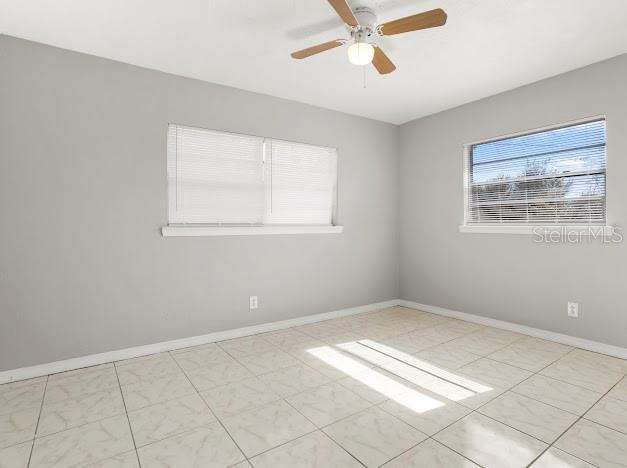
[465,119,606,225]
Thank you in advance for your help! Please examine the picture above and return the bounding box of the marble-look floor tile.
[322,331,366,346]
[456,386,508,410]
[333,318,370,331]
[0,441,32,468]
[346,319,395,333]
[389,318,437,333]
[0,380,46,415]
[335,341,400,369]
[357,324,401,341]
[337,367,417,405]
[382,438,479,467]
[200,377,281,419]
[185,360,253,391]
[343,326,388,342]
[394,328,454,347]
[566,349,627,373]
[585,396,627,434]
[391,316,444,332]
[48,364,114,382]
[170,346,233,372]
[434,413,547,468]
[282,339,331,363]
[232,462,252,468]
[37,386,125,437]
[0,407,39,449]
[530,447,594,468]
[442,319,482,331]
[415,342,483,370]
[218,336,277,359]
[487,337,572,372]
[376,333,441,354]
[45,368,119,404]
[222,400,316,457]
[137,421,245,467]
[286,382,372,427]
[302,354,368,381]
[376,358,497,408]
[443,331,519,356]
[295,323,349,340]
[391,315,442,328]
[258,364,331,398]
[170,343,217,355]
[0,377,46,391]
[427,320,483,337]
[380,390,471,436]
[7,314,626,468]
[261,329,319,349]
[236,349,299,376]
[121,373,196,411]
[540,350,626,393]
[251,431,362,468]
[323,406,426,468]
[478,392,578,443]
[512,374,601,415]
[555,418,627,467]
[458,358,532,389]
[84,450,140,467]
[128,393,215,447]
[476,327,524,343]
[115,353,170,367]
[30,415,134,468]
[608,376,627,402]
[250,431,361,468]
[116,355,181,386]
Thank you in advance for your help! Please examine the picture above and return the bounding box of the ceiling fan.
[291,0,447,74]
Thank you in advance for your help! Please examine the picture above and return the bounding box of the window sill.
[459,225,614,235]
[162,225,344,237]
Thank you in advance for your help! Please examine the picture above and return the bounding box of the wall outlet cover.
[567,302,579,318]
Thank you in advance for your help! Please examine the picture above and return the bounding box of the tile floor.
[2,306,627,468]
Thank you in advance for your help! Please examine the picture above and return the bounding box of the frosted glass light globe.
[347,42,374,66]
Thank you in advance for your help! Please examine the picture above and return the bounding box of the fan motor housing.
[350,7,377,40]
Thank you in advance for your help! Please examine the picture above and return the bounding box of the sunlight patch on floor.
[328,340,492,402]
[307,346,445,414]
[359,339,492,394]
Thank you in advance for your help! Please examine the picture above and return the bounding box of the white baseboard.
[0,299,400,385]
[4,298,626,385]
[400,300,627,360]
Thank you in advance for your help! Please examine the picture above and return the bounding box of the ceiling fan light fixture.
[347,42,374,66]
[290,1,448,75]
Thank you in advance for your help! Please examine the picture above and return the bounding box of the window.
[463,118,606,230]
[165,125,339,235]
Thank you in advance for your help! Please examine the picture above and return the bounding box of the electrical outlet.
[249,296,258,310]
[567,302,578,318]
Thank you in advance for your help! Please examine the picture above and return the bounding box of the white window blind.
[264,139,337,225]
[167,125,265,224]
[167,125,337,226]
[464,118,606,225]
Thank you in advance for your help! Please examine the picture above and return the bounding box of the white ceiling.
[2,0,626,124]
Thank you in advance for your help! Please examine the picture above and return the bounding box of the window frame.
[460,115,610,235]
[163,124,343,237]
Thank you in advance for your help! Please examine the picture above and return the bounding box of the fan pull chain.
[363,65,367,89]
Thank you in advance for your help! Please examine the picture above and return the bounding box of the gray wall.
[0,35,400,371]
[400,54,627,348]
[3,35,626,372]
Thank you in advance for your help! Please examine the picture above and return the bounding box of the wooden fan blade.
[372,46,396,74]
[379,8,447,35]
[291,39,344,59]
[327,0,359,27]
